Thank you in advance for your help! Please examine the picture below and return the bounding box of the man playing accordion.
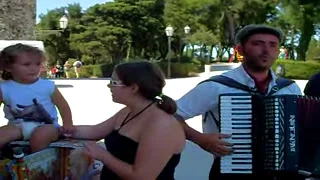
[174,24,307,179]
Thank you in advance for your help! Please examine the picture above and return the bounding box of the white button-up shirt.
[175,64,302,134]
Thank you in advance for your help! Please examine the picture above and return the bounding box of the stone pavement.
[0,75,309,180]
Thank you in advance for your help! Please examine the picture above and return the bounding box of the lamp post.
[184,25,191,56]
[184,25,190,34]
[35,15,68,37]
[165,25,174,78]
[59,15,68,29]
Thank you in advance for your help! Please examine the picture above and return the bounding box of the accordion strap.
[199,75,256,93]
[270,77,295,95]
[198,75,295,95]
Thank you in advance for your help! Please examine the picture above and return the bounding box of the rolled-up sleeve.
[174,82,217,121]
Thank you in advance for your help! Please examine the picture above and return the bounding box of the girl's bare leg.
[29,124,59,153]
[0,125,22,149]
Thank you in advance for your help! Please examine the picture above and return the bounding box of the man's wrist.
[189,131,205,146]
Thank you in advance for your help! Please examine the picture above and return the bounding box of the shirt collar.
[223,63,278,89]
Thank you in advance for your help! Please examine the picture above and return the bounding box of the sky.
[36,0,111,22]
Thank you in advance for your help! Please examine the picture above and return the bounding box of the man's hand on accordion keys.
[198,133,233,157]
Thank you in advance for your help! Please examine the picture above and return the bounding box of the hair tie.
[155,93,164,104]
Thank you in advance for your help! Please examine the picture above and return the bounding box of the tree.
[70,1,165,63]
[37,3,84,66]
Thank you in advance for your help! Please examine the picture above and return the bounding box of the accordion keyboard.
[219,95,253,174]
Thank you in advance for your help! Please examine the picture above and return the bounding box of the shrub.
[272,60,320,80]
[52,61,203,79]
[155,62,202,78]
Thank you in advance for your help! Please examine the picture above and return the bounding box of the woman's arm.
[98,117,185,180]
[71,108,125,140]
[71,117,117,141]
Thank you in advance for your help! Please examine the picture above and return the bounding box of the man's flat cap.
[235,24,283,44]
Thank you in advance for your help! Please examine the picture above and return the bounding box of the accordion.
[219,94,320,177]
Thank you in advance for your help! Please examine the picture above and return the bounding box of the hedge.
[49,59,320,80]
[272,60,320,80]
[61,62,202,78]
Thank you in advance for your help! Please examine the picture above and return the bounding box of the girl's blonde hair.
[0,43,45,80]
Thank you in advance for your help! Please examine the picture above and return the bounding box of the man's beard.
[242,58,269,72]
[242,52,272,72]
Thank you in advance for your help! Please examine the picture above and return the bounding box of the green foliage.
[36,4,84,66]
[272,59,320,79]
[37,0,320,69]
[306,38,320,60]
[64,62,201,78]
[65,63,116,78]
[38,1,166,65]
[156,62,202,78]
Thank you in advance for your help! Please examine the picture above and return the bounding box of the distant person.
[64,60,71,78]
[0,43,74,153]
[279,46,286,59]
[73,59,82,78]
[51,66,57,78]
[55,64,64,78]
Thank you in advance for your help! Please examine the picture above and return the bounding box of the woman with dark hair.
[65,61,185,180]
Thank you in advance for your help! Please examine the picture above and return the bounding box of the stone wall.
[0,0,36,40]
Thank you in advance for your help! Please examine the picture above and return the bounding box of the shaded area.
[56,84,74,88]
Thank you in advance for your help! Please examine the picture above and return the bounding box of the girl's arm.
[51,86,73,126]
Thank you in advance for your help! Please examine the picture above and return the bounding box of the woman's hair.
[115,61,177,114]
[0,43,45,80]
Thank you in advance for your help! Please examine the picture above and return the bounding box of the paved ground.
[0,72,309,180]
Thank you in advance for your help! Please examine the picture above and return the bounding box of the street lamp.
[59,15,68,30]
[184,25,190,34]
[184,25,191,56]
[165,25,174,78]
[35,15,68,37]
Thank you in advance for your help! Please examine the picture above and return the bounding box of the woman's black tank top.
[100,130,181,179]
[100,103,181,179]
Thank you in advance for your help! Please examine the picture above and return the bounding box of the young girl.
[0,43,73,153]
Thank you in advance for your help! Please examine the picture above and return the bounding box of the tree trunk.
[140,48,145,58]
[289,27,296,60]
[226,13,236,45]
[178,38,182,61]
[217,42,223,61]
[126,42,132,61]
[191,45,195,59]
[210,45,214,60]
[112,51,123,64]
[296,10,315,61]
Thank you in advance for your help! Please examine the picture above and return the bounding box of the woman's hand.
[83,141,106,161]
[60,125,76,138]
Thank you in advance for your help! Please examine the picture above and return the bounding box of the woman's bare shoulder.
[148,110,185,140]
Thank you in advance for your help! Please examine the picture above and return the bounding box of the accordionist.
[174,24,307,180]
